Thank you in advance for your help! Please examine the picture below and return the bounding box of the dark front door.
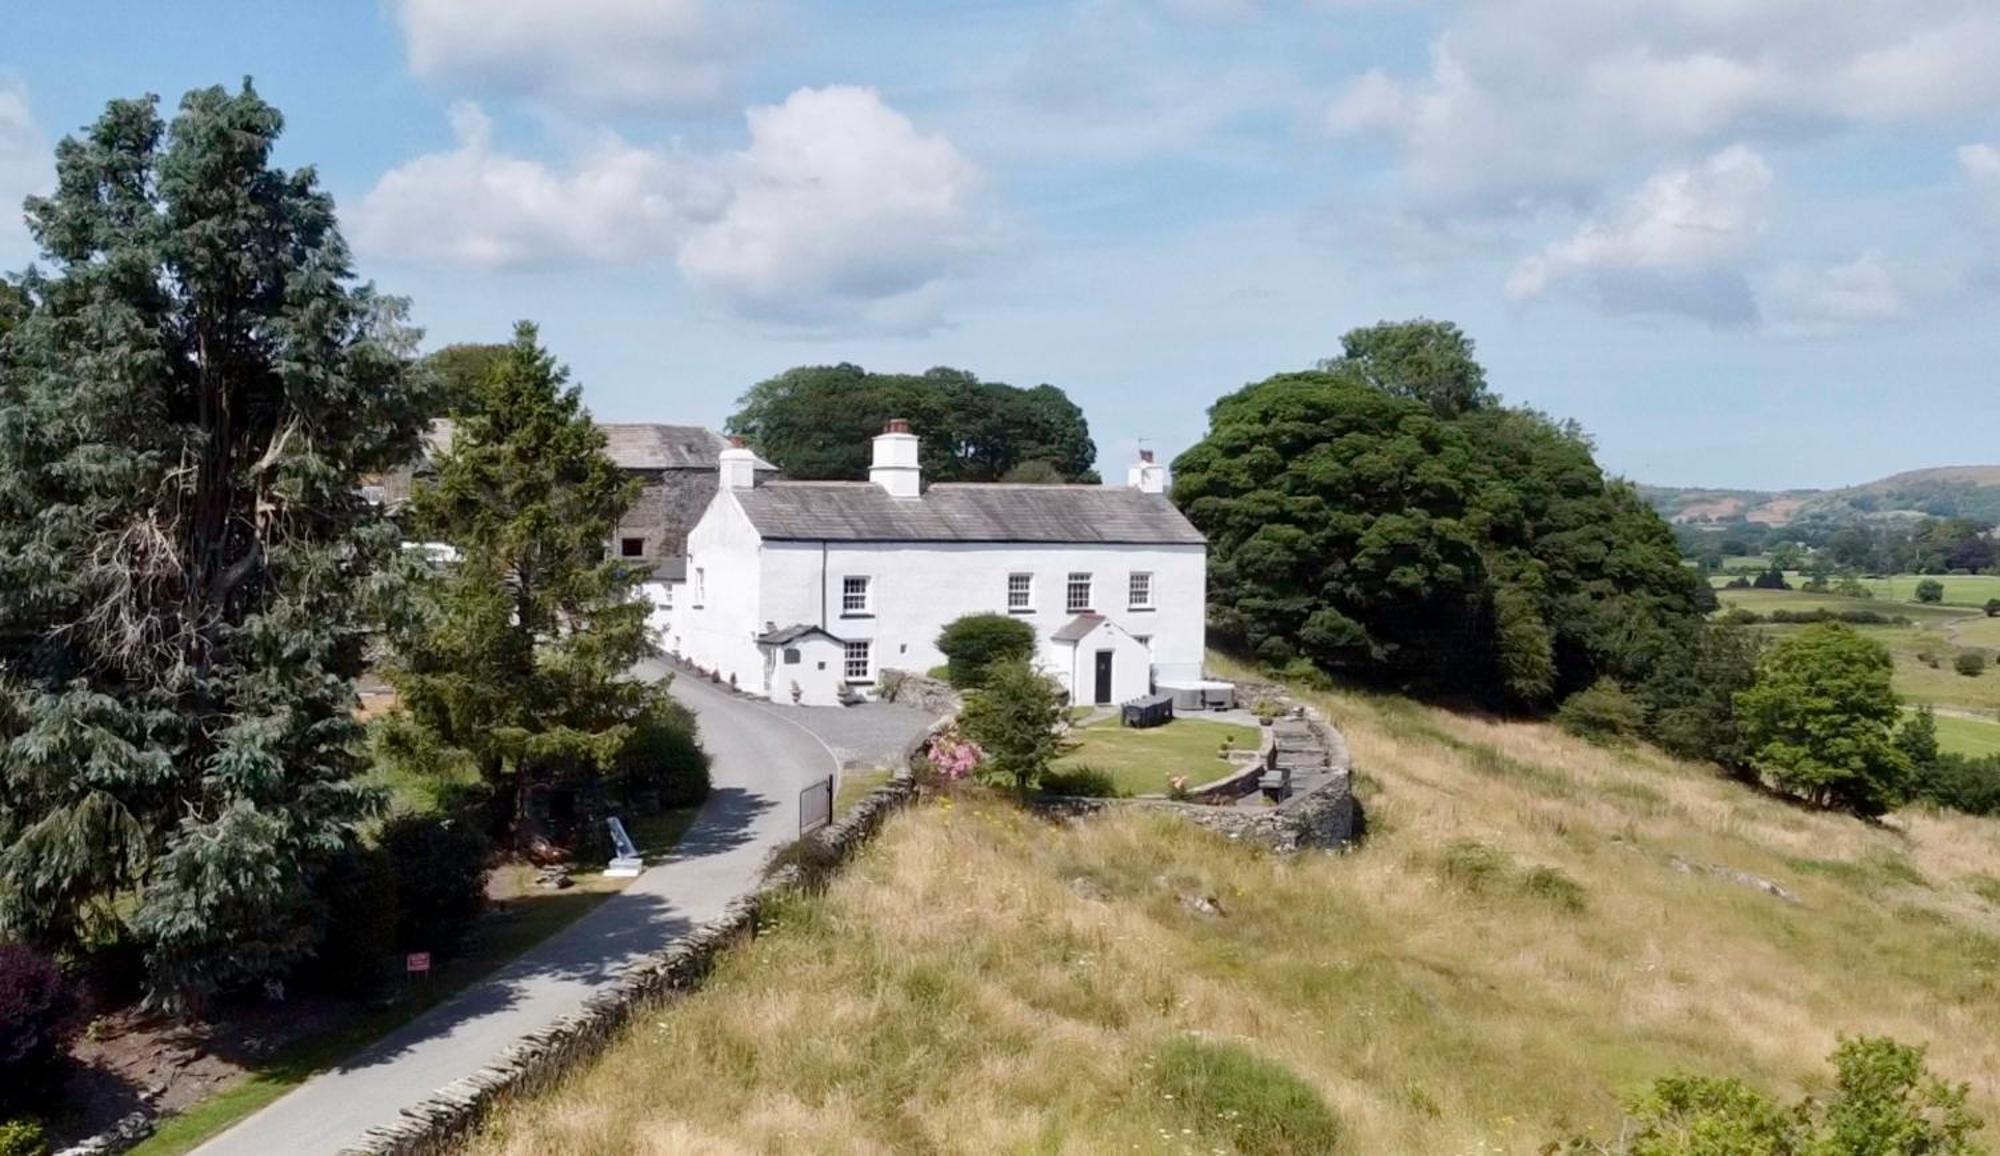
[1094,649,1114,705]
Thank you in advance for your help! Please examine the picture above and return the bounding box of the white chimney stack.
[1127,448,1166,494]
[870,418,921,498]
[719,435,758,490]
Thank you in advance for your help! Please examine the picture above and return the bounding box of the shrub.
[610,700,711,809]
[1153,1037,1343,1156]
[1555,1036,1982,1156]
[1038,765,1122,798]
[1916,578,1946,603]
[1723,576,1752,590]
[303,844,400,996]
[1956,650,1988,678]
[0,945,76,1116]
[1718,607,1761,625]
[1986,598,2000,618]
[378,814,490,959]
[935,614,1037,689]
[1556,678,1644,743]
[0,1120,47,1156]
[958,661,1072,794]
[1912,753,2000,816]
[1751,565,1790,590]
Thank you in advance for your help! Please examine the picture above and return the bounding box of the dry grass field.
[466,658,2000,1155]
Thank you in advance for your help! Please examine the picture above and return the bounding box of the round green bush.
[1556,678,1644,743]
[1955,650,1987,677]
[611,701,711,809]
[935,613,1037,689]
[378,814,490,959]
[1915,578,1945,604]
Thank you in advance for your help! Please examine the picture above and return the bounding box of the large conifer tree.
[382,323,663,847]
[0,84,425,1006]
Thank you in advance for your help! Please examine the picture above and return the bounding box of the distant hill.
[1641,466,2000,526]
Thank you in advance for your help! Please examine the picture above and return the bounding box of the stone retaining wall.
[336,773,918,1156]
[875,668,960,715]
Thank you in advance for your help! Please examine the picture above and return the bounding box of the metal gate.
[799,774,834,836]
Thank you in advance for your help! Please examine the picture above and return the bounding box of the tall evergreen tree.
[0,84,426,1006]
[382,324,666,846]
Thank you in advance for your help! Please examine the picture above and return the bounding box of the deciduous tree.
[0,84,425,1006]
[1735,624,1910,815]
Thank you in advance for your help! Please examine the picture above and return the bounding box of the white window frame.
[1128,571,1154,610]
[1066,571,1093,613]
[1007,572,1034,613]
[841,575,873,616]
[843,640,872,682]
[693,567,706,607]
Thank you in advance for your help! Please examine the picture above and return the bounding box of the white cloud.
[352,103,704,269]
[677,86,984,331]
[1962,143,2000,224]
[0,82,50,263]
[1507,145,1771,324]
[355,87,983,333]
[390,0,754,110]
[1330,1,2000,215]
[1760,253,1912,336]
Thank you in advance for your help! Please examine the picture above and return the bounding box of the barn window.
[844,640,872,682]
[1066,572,1093,613]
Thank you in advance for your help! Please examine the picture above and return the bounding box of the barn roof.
[598,425,775,471]
[730,482,1205,545]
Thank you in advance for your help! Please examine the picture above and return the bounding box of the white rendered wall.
[672,492,767,691]
[755,540,1207,699]
[1058,620,1155,705]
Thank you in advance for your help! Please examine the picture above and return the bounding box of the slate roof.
[599,424,775,471]
[730,482,1205,545]
[1051,613,1108,642]
[416,420,773,472]
[757,623,846,646]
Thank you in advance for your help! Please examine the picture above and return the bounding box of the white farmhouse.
[668,420,1208,707]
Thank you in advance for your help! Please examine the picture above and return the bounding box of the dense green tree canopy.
[0,84,426,1006]
[1174,339,1701,707]
[1318,318,1494,418]
[422,341,509,416]
[727,364,1097,483]
[382,324,667,845]
[1735,624,1909,815]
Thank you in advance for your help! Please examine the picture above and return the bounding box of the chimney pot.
[728,435,745,448]
[1139,448,1154,463]
[884,418,911,435]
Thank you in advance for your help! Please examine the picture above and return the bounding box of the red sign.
[405,952,432,974]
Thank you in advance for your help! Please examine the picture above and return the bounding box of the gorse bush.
[0,945,75,1116]
[1555,1036,1986,1155]
[1153,1037,1343,1156]
[935,614,1037,689]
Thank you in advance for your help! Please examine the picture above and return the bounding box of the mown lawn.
[1051,716,1259,796]
[465,657,2000,1155]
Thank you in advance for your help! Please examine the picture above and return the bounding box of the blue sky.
[4,0,1999,489]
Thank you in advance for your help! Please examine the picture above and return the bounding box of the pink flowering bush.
[927,726,985,782]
